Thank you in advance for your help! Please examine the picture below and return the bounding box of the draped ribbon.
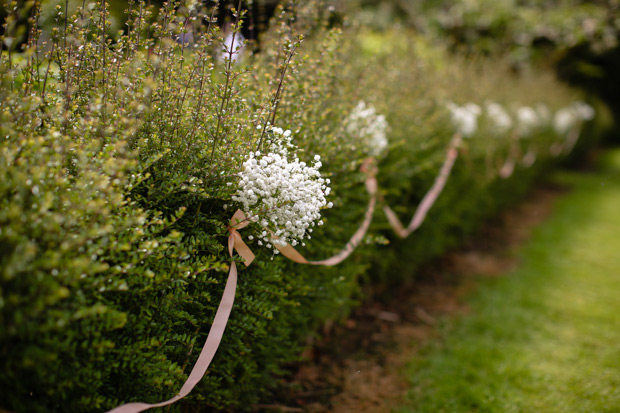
[382,133,462,238]
[549,142,563,157]
[499,132,521,179]
[107,212,254,413]
[274,158,378,266]
[563,125,581,155]
[499,157,516,178]
[521,149,537,168]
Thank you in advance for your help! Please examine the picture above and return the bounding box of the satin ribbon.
[382,133,462,238]
[274,158,378,266]
[107,212,255,413]
[549,142,563,157]
[498,157,516,178]
[563,125,581,155]
[498,131,522,179]
[521,149,537,168]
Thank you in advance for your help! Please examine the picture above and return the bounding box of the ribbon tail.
[107,262,238,413]
[311,190,377,266]
[274,242,310,264]
[405,134,461,235]
[499,157,515,179]
[563,126,580,155]
[522,149,537,168]
[232,232,255,267]
[383,204,407,239]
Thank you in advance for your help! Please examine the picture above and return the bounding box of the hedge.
[0,1,605,411]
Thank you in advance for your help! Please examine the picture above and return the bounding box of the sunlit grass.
[398,148,620,413]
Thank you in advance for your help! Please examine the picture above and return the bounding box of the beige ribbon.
[521,149,537,168]
[549,142,563,157]
[499,131,522,179]
[563,125,581,155]
[498,157,516,178]
[274,158,378,266]
[107,212,254,413]
[382,133,462,238]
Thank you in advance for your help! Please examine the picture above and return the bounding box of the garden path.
[268,148,620,412]
[396,148,620,412]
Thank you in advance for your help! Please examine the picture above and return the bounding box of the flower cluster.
[450,99,594,140]
[346,101,389,157]
[446,102,481,137]
[485,101,513,134]
[515,106,541,136]
[553,101,595,135]
[232,127,332,249]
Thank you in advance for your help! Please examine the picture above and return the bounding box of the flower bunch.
[515,106,541,136]
[346,101,389,158]
[485,101,513,134]
[553,101,595,135]
[446,102,481,137]
[232,127,332,249]
[573,101,595,121]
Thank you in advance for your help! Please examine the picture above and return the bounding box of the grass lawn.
[398,149,620,413]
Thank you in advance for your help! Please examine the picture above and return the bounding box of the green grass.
[398,149,620,413]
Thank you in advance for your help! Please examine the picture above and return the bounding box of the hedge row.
[0,1,605,411]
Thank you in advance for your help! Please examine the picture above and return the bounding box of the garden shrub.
[0,1,603,411]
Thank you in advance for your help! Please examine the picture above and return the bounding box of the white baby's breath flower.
[516,106,541,136]
[232,128,331,248]
[446,101,481,137]
[485,101,513,135]
[346,101,389,157]
[553,108,576,135]
[553,101,595,135]
[573,101,595,121]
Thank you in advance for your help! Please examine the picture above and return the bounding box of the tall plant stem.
[101,0,108,129]
[209,0,243,163]
[184,1,219,143]
[257,43,298,151]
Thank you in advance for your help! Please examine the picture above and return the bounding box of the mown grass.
[398,148,620,413]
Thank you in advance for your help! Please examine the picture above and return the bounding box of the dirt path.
[262,180,567,412]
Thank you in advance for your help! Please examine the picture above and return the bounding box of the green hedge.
[0,1,604,411]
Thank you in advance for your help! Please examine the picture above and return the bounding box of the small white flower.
[516,106,541,136]
[553,101,594,135]
[446,101,481,137]
[485,101,513,135]
[553,108,576,135]
[573,101,595,121]
[346,101,389,157]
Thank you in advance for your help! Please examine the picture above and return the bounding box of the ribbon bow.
[227,210,255,267]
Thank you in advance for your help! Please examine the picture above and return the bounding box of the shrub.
[0,1,602,411]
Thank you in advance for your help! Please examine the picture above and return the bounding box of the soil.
[255,181,568,413]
